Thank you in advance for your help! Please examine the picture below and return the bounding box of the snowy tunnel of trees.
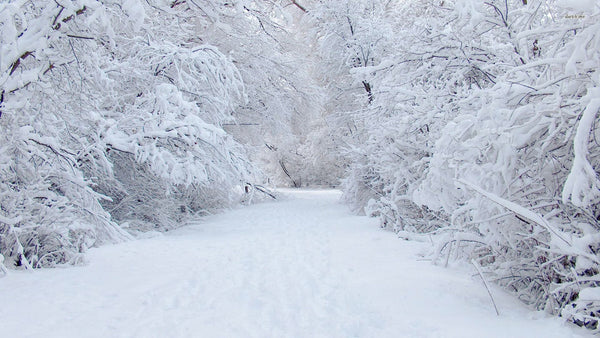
[1,0,599,331]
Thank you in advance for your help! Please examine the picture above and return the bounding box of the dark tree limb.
[170,0,186,8]
[247,183,277,199]
[363,81,373,103]
[66,34,94,40]
[279,160,299,187]
[9,51,32,76]
[0,90,4,118]
[53,6,87,30]
[291,0,307,13]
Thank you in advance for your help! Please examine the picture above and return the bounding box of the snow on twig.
[457,179,572,247]
[562,93,600,207]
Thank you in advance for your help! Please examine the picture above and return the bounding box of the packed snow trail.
[1,190,589,337]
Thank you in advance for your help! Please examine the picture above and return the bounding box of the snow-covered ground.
[1,189,590,337]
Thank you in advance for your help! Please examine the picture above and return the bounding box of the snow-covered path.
[1,190,588,337]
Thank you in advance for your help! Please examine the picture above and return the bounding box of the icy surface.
[0,190,589,337]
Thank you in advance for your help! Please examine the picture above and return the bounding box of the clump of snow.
[122,0,146,31]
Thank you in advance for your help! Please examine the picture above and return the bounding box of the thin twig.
[472,259,500,316]
[291,0,307,12]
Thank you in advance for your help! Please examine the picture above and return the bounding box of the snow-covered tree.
[334,0,600,329]
[0,0,260,268]
[0,0,133,269]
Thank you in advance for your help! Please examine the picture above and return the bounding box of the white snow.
[0,189,590,337]
[562,90,600,207]
[557,0,598,12]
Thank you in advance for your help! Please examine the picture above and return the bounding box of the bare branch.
[66,34,94,40]
[291,0,307,13]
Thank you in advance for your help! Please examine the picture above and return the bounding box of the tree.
[0,0,260,268]
[336,0,600,329]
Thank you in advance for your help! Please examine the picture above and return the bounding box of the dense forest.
[1,0,599,330]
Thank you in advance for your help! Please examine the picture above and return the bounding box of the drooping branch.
[9,51,32,76]
[279,159,299,187]
[458,179,572,247]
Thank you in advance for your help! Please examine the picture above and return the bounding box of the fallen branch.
[254,185,277,199]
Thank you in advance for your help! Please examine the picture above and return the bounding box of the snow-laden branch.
[562,91,600,207]
[457,179,572,247]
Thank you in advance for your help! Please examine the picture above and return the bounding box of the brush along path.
[0,189,588,337]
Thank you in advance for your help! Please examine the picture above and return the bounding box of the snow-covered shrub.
[0,0,133,268]
[0,126,130,268]
[88,39,254,231]
[0,0,257,268]
[337,0,487,231]
[335,0,600,329]
[415,1,600,327]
